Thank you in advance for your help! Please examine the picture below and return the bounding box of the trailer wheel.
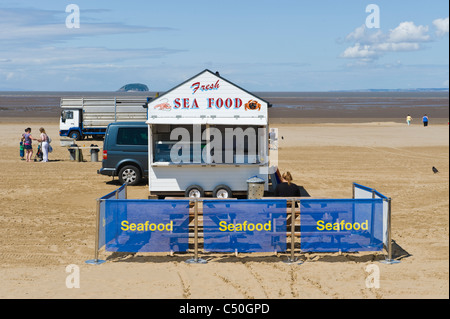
[185,185,204,198]
[118,165,141,186]
[213,184,233,198]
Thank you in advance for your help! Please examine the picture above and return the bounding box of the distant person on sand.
[422,114,429,127]
[37,127,50,162]
[406,114,412,126]
[22,128,34,162]
[275,171,301,197]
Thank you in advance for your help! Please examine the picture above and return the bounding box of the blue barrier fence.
[98,184,126,250]
[104,200,190,253]
[299,198,384,253]
[203,199,287,253]
[89,183,393,264]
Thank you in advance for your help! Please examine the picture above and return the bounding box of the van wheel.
[119,165,141,186]
[185,185,204,198]
[213,184,233,198]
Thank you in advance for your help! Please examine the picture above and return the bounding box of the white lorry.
[59,97,150,140]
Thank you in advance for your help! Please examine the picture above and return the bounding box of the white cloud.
[433,17,449,36]
[387,21,430,43]
[0,6,183,90]
[345,24,384,44]
[374,42,421,52]
[340,43,379,59]
[0,7,174,45]
[341,21,432,62]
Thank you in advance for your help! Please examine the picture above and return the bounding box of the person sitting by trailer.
[275,171,300,197]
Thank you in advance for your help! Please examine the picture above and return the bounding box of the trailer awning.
[146,116,267,125]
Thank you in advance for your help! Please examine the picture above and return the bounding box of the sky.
[0,0,448,92]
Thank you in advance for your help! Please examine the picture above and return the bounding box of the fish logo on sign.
[245,100,261,111]
[154,99,171,111]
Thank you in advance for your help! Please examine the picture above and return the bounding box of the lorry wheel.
[69,131,81,140]
[119,165,141,186]
[185,185,204,198]
[213,184,233,198]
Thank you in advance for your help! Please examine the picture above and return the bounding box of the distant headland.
[117,83,149,92]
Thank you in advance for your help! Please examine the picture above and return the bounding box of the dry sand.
[0,116,448,299]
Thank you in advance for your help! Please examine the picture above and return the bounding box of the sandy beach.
[0,107,448,299]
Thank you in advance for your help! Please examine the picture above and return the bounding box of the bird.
[432,166,439,174]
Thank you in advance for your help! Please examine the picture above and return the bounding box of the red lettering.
[191,80,220,94]
[183,98,189,108]
[191,82,200,94]
[192,98,199,108]
[216,98,223,108]
[225,98,232,108]
[234,98,242,108]
[174,98,181,108]
[207,98,214,108]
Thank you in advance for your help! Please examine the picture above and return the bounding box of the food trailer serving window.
[151,124,267,165]
[152,124,206,164]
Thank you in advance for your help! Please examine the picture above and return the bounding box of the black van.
[98,122,148,186]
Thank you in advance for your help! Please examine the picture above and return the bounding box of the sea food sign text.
[152,76,264,115]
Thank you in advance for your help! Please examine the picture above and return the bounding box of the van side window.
[117,127,148,145]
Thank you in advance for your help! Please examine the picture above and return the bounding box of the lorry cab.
[98,122,148,186]
[60,108,81,139]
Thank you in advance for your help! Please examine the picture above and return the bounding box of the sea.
[0,90,448,116]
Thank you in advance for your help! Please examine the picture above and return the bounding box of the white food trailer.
[146,69,274,198]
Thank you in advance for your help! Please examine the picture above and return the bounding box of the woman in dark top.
[22,127,35,162]
[275,171,300,197]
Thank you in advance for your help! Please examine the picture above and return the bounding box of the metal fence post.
[186,199,207,264]
[85,199,106,265]
[380,197,400,264]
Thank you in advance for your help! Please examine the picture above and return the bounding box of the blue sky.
[0,0,448,91]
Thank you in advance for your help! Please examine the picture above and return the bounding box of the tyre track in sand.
[175,263,191,299]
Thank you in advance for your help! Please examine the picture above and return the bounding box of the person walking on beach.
[406,114,412,126]
[422,114,429,127]
[22,128,34,162]
[275,171,301,197]
[37,127,50,162]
